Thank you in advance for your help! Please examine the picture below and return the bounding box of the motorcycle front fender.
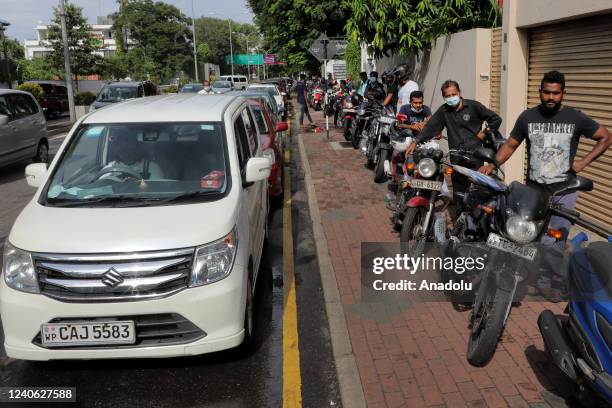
[406,195,430,209]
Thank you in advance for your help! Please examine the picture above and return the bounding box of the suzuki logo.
[101,268,124,288]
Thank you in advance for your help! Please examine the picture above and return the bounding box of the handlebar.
[552,205,612,238]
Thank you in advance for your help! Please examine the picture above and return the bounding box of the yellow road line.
[282,115,301,408]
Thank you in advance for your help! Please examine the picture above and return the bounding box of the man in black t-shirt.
[398,91,432,135]
[295,74,313,127]
[480,70,611,299]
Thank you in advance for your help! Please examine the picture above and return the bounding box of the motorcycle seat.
[585,241,612,293]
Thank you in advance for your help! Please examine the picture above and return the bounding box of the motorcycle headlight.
[505,216,538,244]
[190,228,238,287]
[358,109,365,116]
[263,148,276,165]
[417,158,437,178]
[2,242,39,294]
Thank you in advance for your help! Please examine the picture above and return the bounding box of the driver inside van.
[101,131,164,180]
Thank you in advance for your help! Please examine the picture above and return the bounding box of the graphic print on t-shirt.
[528,122,575,184]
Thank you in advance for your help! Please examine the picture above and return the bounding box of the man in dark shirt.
[406,80,502,216]
[295,74,313,127]
[383,71,399,113]
[398,91,432,135]
[480,70,611,299]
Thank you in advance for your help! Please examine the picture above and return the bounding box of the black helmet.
[393,64,411,83]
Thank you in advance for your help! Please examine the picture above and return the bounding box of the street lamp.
[0,18,11,89]
[229,20,234,76]
[190,0,198,81]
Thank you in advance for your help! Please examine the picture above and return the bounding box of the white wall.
[413,28,492,111]
[515,0,612,28]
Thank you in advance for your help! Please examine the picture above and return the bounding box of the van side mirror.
[275,122,288,133]
[0,114,9,125]
[245,157,271,185]
[25,163,48,188]
[474,147,498,166]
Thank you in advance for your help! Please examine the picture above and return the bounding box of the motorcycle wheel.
[343,119,352,141]
[374,149,389,183]
[351,122,360,149]
[399,207,428,257]
[466,277,513,367]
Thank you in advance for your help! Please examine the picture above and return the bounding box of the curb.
[297,133,366,408]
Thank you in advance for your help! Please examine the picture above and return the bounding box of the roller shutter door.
[490,28,502,113]
[528,14,612,228]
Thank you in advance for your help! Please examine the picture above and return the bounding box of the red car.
[247,99,287,199]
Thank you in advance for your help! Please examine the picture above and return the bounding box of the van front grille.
[34,248,194,302]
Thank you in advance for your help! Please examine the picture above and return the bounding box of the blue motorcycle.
[539,227,612,407]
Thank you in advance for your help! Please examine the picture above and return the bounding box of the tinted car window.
[55,86,67,95]
[8,94,38,118]
[251,106,268,134]
[0,96,12,117]
[96,86,139,102]
[241,108,258,154]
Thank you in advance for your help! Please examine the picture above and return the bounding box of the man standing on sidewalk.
[295,74,313,128]
[480,70,611,300]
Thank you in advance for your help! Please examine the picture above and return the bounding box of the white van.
[1,94,271,360]
[218,75,249,90]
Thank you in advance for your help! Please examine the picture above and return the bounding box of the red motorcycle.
[309,87,324,111]
[341,92,361,141]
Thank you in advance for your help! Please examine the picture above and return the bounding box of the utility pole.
[190,0,198,81]
[59,0,75,122]
[246,37,250,79]
[0,23,11,89]
[228,20,234,76]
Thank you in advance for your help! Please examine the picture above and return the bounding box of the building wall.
[515,0,612,28]
[413,28,492,111]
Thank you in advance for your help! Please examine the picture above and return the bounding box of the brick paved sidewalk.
[299,107,570,408]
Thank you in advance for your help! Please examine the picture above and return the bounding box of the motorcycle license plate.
[41,321,136,347]
[486,233,537,261]
[343,109,355,113]
[410,179,442,191]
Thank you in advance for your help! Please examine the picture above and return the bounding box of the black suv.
[91,81,157,111]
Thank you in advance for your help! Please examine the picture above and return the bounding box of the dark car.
[179,83,204,93]
[91,81,157,111]
[37,83,69,118]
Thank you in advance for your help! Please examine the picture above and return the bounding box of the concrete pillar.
[499,0,529,182]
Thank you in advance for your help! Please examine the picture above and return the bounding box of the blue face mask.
[445,95,460,107]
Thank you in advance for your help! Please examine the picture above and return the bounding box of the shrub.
[74,92,96,106]
[16,82,44,102]
[162,85,178,94]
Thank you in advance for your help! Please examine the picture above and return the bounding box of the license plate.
[410,179,442,191]
[486,233,537,261]
[41,321,136,347]
[343,109,355,113]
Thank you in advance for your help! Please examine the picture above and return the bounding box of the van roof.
[83,94,239,124]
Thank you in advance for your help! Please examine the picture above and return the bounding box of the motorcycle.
[454,147,596,367]
[341,92,361,142]
[310,87,324,111]
[372,109,398,183]
[539,231,612,407]
[398,140,450,256]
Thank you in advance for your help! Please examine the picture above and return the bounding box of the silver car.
[0,90,48,168]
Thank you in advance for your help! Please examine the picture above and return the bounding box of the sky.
[0,0,255,41]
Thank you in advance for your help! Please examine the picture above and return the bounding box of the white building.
[24,16,118,60]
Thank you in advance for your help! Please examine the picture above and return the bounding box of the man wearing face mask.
[406,80,502,218]
[364,71,386,104]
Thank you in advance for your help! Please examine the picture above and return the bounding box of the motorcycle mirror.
[474,147,498,166]
[553,175,594,197]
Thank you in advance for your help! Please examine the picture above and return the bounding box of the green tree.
[344,0,501,58]
[344,39,361,83]
[47,1,103,90]
[18,57,60,81]
[112,0,193,84]
[247,0,348,74]
[0,37,25,84]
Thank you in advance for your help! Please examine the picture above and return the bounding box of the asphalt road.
[0,128,341,407]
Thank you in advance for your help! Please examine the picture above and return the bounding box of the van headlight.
[190,228,238,286]
[2,242,39,294]
[417,158,437,178]
[506,216,538,244]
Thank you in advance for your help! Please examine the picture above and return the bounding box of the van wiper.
[155,190,220,204]
[47,195,162,207]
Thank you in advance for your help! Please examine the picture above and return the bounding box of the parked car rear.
[37,83,69,119]
[91,81,157,111]
[0,89,48,168]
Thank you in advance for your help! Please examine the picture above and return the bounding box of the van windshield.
[96,86,138,102]
[44,122,229,207]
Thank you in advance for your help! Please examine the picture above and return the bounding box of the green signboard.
[225,54,264,65]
